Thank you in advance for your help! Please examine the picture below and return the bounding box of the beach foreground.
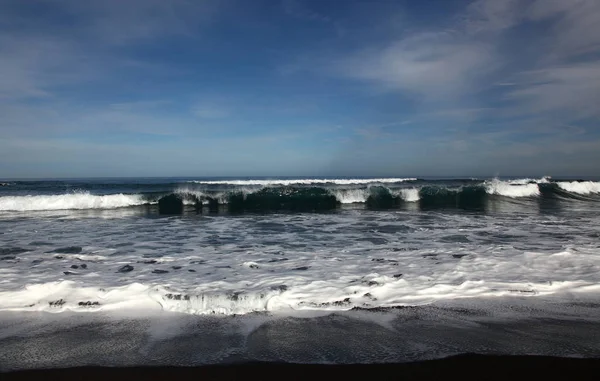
[4,355,600,381]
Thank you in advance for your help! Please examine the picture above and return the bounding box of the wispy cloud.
[462,0,524,34]
[0,0,221,101]
[528,0,600,59]
[507,63,600,120]
[327,0,600,127]
[0,35,85,100]
[336,31,498,99]
[282,0,331,24]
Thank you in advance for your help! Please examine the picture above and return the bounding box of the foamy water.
[1,205,600,315]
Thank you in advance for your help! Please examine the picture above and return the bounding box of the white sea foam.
[2,247,599,315]
[175,189,209,205]
[154,288,281,315]
[1,250,598,315]
[188,178,417,186]
[0,282,157,312]
[331,187,420,204]
[0,193,147,211]
[175,188,207,198]
[557,181,600,195]
[485,179,540,198]
[507,176,551,185]
[330,189,369,204]
[395,188,420,202]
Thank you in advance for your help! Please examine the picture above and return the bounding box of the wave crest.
[329,188,369,204]
[485,179,540,198]
[188,178,417,186]
[393,188,420,202]
[506,176,551,185]
[0,192,147,211]
[557,181,600,195]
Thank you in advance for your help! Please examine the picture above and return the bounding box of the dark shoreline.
[3,354,600,381]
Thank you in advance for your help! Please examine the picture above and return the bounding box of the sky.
[1,0,599,178]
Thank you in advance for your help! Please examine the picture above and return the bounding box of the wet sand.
[3,354,600,381]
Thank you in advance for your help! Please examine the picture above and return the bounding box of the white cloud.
[463,0,524,34]
[329,0,600,127]
[528,0,600,59]
[329,1,523,102]
[0,35,85,100]
[495,0,600,122]
[507,62,600,119]
[338,31,497,99]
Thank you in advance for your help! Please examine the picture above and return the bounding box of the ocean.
[1,176,600,369]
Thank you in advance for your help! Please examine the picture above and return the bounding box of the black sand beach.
[4,355,600,381]
[2,303,600,380]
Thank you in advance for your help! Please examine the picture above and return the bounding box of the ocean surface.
[1,176,600,369]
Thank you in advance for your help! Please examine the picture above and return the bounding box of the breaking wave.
[329,188,369,204]
[506,176,551,185]
[2,178,599,212]
[557,181,600,195]
[484,179,540,198]
[0,192,148,211]
[392,188,421,202]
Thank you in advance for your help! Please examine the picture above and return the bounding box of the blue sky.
[1,0,599,178]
